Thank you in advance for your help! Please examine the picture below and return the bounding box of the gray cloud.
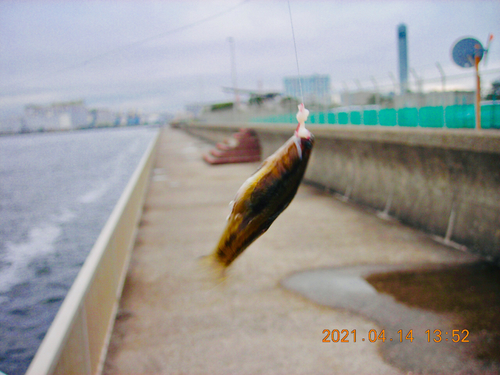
[1,0,499,117]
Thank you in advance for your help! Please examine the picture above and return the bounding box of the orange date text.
[322,329,470,343]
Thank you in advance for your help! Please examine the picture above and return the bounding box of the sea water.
[0,126,158,375]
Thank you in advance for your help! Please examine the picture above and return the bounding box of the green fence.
[379,109,397,126]
[482,104,500,129]
[250,103,500,129]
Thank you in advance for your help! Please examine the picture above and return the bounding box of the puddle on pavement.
[281,262,500,374]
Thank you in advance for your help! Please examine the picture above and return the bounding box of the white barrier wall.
[26,131,160,375]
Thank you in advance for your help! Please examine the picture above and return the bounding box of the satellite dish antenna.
[451,37,484,68]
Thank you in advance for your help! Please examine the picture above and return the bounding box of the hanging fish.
[205,104,314,272]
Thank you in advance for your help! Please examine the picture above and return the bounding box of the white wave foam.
[0,223,61,293]
[77,138,142,204]
[55,208,76,223]
[78,181,113,204]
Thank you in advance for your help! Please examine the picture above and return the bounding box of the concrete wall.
[183,122,500,262]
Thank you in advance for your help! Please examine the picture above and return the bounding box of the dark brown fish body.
[210,129,314,269]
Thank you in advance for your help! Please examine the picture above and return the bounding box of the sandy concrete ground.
[103,126,479,375]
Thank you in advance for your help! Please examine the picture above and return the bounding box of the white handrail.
[26,130,160,375]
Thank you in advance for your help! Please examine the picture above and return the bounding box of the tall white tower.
[398,24,408,94]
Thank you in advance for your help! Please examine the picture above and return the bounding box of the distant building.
[24,100,88,131]
[90,108,117,127]
[126,111,141,126]
[0,116,23,134]
[283,74,331,105]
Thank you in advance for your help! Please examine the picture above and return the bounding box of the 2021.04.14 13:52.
[322,329,470,343]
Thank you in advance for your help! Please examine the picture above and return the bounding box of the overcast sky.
[1,0,499,117]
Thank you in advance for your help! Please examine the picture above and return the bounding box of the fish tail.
[198,251,228,284]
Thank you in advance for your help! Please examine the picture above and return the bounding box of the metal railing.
[26,130,160,375]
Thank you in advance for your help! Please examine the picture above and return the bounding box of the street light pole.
[436,62,446,92]
[342,81,350,108]
[371,76,380,106]
[227,37,239,111]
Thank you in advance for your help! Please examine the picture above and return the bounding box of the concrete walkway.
[103,126,478,374]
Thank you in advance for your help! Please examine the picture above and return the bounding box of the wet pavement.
[103,126,492,375]
[282,264,499,374]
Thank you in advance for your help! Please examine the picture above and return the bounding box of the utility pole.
[371,76,380,106]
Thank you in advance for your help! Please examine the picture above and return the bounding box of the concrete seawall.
[184,122,500,262]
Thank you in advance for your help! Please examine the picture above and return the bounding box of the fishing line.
[287,0,304,105]
[77,0,250,69]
